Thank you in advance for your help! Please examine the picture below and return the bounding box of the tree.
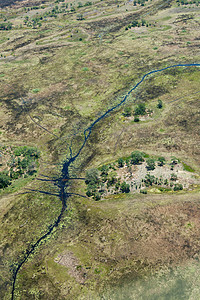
[115,180,121,190]
[76,13,83,20]
[144,174,155,186]
[100,165,109,175]
[140,189,147,194]
[85,168,99,185]
[0,22,12,30]
[130,151,144,165]
[123,107,132,117]
[146,158,155,170]
[157,99,163,109]
[27,162,37,175]
[125,158,130,166]
[107,171,117,188]
[134,103,146,115]
[170,173,177,181]
[0,172,11,189]
[134,116,140,122]
[93,192,101,201]
[120,181,130,193]
[21,158,29,169]
[158,156,165,166]
[141,19,146,26]
[174,183,183,191]
[118,158,124,168]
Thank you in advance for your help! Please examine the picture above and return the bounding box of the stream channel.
[11,63,200,299]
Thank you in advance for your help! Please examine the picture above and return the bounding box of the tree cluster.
[123,103,147,121]
[176,0,200,5]
[133,0,149,6]
[0,146,40,189]
[85,152,186,199]
[125,19,151,30]
[0,22,12,30]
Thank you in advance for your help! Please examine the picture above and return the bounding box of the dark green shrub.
[134,103,146,115]
[144,174,155,186]
[0,172,11,189]
[174,184,183,191]
[158,156,165,166]
[140,189,147,194]
[157,99,163,109]
[120,182,130,193]
[123,107,132,117]
[85,168,99,185]
[100,165,109,176]
[130,151,144,165]
[146,158,155,170]
[134,116,140,122]
[170,173,177,181]
[93,192,101,201]
[118,158,124,168]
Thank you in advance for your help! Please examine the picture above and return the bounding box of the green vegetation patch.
[0,145,40,190]
[32,88,41,93]
[85,151,199,201]
[182,162,195,172]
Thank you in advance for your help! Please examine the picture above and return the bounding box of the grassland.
[0,0,200,299]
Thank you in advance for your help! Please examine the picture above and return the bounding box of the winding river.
[11,63,200,299]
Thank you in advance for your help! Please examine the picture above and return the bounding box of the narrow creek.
[11,63,200,299]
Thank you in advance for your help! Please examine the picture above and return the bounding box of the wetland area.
[0,0,200,299]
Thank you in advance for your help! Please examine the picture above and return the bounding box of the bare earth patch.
[54,251,87,284]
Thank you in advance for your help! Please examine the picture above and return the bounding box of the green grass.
[32,88,40,93]
[182,162,195,173]
[82,67,89,71]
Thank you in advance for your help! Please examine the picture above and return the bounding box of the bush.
[157,99,163,109]
[85,168,99,185]
[164,179,168,185]
[146,158,155,170]
[93,192,101,201]
[0,172,11,189]
[144,174,155,186]
[0,22,12,30]
[170,173,177,181]
[107,176,117,188]
[115,181,121,190]
[158,156,165,166]
[118,158,124,168]
[171,157,178,165]
[76,13,83,20]
[134,116,140,122]
[130,151,144,165]
[174,184,183,191]
[120,182,130,193]
[14,146,40,158]
[123,107,132,117]
[125,158,130,166]
[21,158,29,169]
[86,182,98,197]
[140,189,147,194]
[134,103,146,115]
[100,165,109,176]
